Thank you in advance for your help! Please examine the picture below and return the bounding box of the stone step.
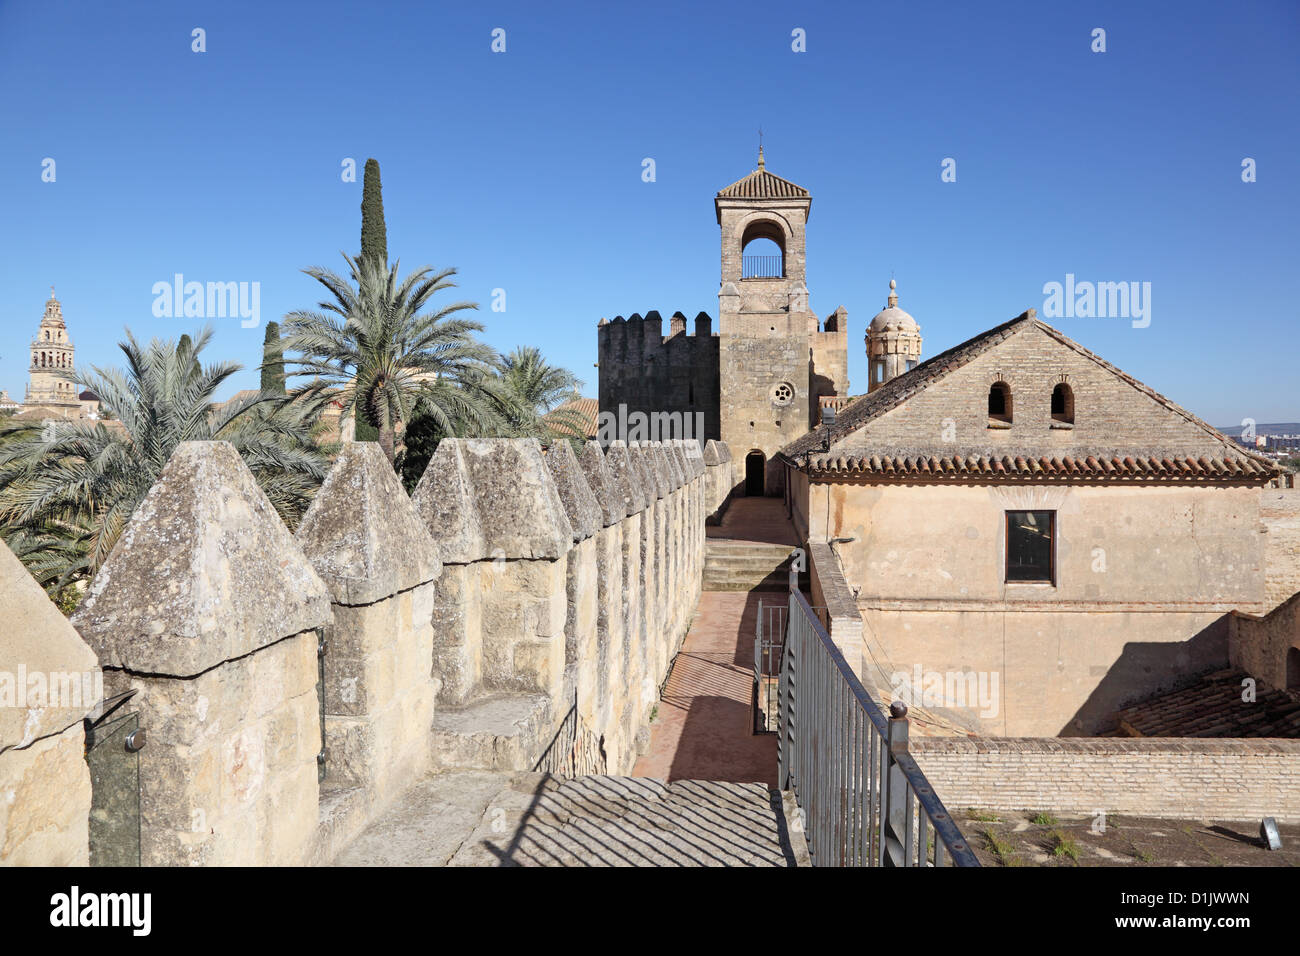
[702,569,810,592]
[705,540,797,555]
[701,558,805,570]
[431,693,555,772]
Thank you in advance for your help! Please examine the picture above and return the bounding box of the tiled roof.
[1103,669,1300,738]
[804,452,1276,481]
[781,311,1278,483]
[716,168,810,200]
[546,397,599,439]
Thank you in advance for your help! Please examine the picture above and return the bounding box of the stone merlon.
[604,441,646,516]
[544,440,602,542]
[0,539,99,751]
[413,438,573,562]
[578,440,627,527]
[71,441,331,678]
[295,443,442,606]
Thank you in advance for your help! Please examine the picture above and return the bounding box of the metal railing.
[742,255,783,279]
[778,581,980,867]
[753,602,787,734]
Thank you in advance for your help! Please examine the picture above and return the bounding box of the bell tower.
[25,288,80,414]
[715,150,841,496]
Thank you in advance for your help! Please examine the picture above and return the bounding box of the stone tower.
[25,289,81,415]
[865,279,922,392]
[715,149,847,495]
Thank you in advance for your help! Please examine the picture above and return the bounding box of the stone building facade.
[781,311,1283,736]
[598,151,849,498]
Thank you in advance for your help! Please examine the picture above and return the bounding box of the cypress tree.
[354,158,386,442]
[360,158,388,271]
[260,321,285,394]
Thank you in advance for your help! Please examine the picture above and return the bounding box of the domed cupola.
[865,279,922,392]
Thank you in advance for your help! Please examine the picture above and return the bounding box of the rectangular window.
[1005,510,1055,583]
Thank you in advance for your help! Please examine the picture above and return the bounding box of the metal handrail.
[742,255,784,279]
[778,584,980,867]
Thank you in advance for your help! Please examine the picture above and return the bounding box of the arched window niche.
[988,381,1012,427]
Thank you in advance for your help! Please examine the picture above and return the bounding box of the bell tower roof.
[715,152,811,223]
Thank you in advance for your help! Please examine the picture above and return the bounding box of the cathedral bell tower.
[25,288,80,414]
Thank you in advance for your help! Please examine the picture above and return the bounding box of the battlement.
[597,310,714,340]
[597,310,721,445]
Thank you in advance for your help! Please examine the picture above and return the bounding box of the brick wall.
[1230,590,1300,693]
[835,322,1254,460]
[912,736,1300,823]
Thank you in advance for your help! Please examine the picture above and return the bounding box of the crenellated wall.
[4,434,728,866]
[597,311,720,444]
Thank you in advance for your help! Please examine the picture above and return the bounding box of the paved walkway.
[334,771,807,867]
[632,591,782,786]
[707,496,798,546]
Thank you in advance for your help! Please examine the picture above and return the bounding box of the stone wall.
[8,432,721,866]
[1230,590,1300,694]
[597,311,720,445]
[799,480,1262,736]
[912,736,1300,823]
[1261,488,1300,610]
[410,436,717,777]
[0,539,99,865]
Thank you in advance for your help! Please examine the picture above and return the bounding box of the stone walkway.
[333,770,807,866]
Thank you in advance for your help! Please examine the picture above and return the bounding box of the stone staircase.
[703,539,808,592]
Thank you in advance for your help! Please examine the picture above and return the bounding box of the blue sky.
[1,0,1296,425]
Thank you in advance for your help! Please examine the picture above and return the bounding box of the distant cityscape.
[1217,423,1300,460]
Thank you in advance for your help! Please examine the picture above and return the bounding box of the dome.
[868,280,919,334]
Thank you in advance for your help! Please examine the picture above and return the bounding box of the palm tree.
[493,346,588,444]
[280,254,507,464]
[500,345,583,417]
[0,327,329,589]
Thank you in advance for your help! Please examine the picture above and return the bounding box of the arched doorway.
[1287,647,1300,692]
[745,451,765,496]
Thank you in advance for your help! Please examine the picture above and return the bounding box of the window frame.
[1004,509,1056,585]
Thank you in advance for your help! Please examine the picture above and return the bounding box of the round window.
[770,382,794,407]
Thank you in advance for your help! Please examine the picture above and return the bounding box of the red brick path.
[632,590,781,786]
